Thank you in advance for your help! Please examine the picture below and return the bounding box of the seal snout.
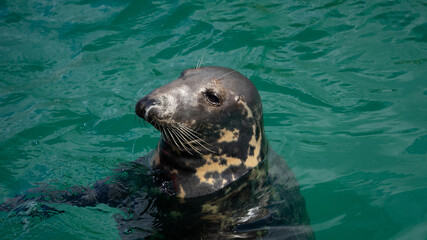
[135,96,159,122]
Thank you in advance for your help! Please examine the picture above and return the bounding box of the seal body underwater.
[1,66,315,239]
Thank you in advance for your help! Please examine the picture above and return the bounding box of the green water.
[0,0,426,239]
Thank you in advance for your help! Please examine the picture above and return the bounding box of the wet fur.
[1,66,315,239]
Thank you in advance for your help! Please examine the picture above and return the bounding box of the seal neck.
[150,124,267,198]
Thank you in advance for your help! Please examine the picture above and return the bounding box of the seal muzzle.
[135,96,159,123]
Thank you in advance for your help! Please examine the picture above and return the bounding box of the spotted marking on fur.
[178,185,186,198]
[195,123,262,186]
[202,203,219,214]
[238,100,253,118]
[245,124,262,168]
[218,128,240,143]
[195,154,243,187]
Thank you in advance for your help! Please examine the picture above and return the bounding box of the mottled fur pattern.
[135,66,267,198]
[1,67,314,239]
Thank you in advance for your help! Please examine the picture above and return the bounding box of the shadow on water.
[1,146,314,239]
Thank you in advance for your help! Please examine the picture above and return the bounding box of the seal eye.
[204,90,221,106]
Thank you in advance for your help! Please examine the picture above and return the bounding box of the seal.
[135,66,267,198]
[1,66,314,239]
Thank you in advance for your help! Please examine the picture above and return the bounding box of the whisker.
[179,125,213,147]
[174,127,204,155]
[196,51,206,69]
[170,127,193,155]
[156,122,216,154]
[196,58,201,69]
[177,127,203,145]
[165,127,183,151]
[178,124,202,137]
[160,126,170,143]
[177,125,215,153]
[217,70,236,80]
[149,118,156,126]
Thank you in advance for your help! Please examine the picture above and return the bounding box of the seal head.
[135,66,267,198]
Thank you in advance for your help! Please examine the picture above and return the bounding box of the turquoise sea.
[1,0,426,239]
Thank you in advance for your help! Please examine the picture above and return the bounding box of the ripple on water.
[0,0,426,239]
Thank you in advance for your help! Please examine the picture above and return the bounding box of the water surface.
[1,0,426,239]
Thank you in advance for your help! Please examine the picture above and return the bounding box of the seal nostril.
[135,97,158,121]
[135,98,145,118]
